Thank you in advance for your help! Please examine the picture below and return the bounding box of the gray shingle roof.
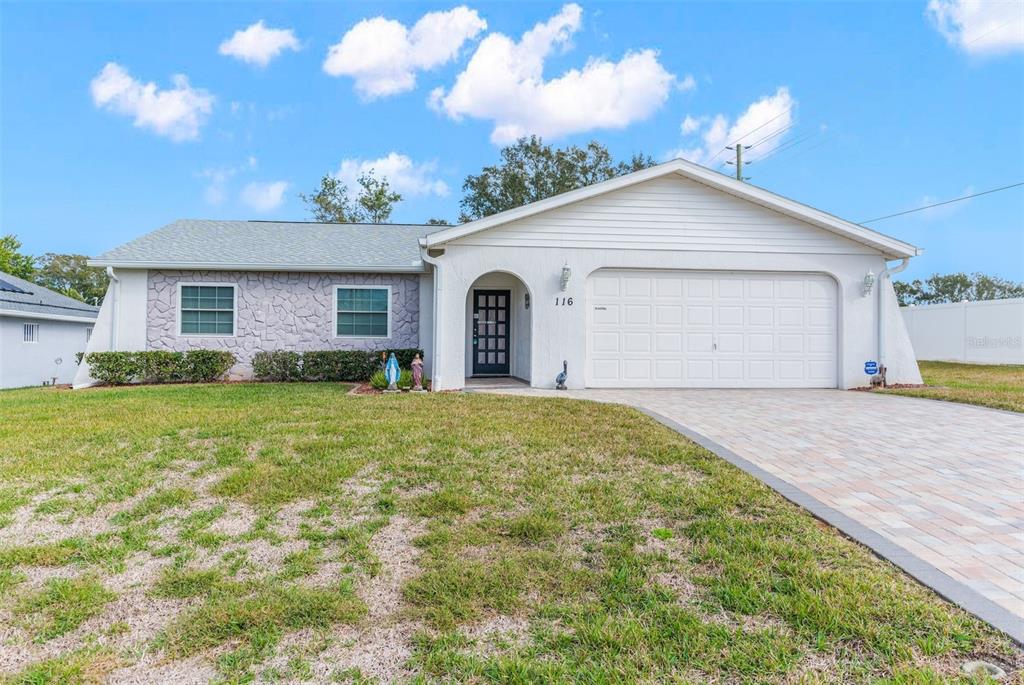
[0,271,99,320]
[91,220,439,272]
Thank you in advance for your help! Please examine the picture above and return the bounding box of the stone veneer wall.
[147,270,419,378]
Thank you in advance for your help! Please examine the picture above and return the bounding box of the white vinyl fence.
[901,298,1024,364]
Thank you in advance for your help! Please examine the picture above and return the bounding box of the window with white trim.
[336,287,389,337]
[23,323,39,343]
[180,285,235,335]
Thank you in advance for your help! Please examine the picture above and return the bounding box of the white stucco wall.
[1,315,93,388]
[428,246,921,390]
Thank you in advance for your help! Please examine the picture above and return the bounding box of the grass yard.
[879,361,1024,413]
[0,383,1018,684]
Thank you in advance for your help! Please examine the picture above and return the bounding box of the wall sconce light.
[559,264,572,291]
[862,269,876,297]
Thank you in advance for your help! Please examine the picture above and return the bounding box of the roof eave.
[0,309,98,323]
[424,159,921,259]
[89,260,427,273]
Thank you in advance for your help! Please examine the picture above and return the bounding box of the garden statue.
[384,352,400,393]
[555,360,568,390]
[411,353,425,392]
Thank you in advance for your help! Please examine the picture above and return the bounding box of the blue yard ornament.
[384,352,401,392]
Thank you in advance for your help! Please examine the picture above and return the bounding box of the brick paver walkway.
[476,385,1024,636]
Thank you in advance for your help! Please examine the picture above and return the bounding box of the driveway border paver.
[634,406,1024,645]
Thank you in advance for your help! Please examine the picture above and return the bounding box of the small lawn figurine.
[555,360,568,390]
[384,352,400,393]
[411,353,425,392]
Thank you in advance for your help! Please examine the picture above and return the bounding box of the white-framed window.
[23,323,39,343]
[335,285,391,338]
[178,283,237,336]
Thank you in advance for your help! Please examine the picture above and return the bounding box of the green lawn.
[878,361,1024,413]
[0,383,1018,684]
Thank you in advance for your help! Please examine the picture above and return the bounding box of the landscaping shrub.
[300,350,376,382]
[139,351,185,383]
[85,352,143,385]
[251,351,302,382]
[181,350,236,383]
[85,350,236,385]
[369,368,414,390]
[251,349,422,383]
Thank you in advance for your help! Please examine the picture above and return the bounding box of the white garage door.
[587,270,837,388]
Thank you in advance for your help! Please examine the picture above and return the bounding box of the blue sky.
[2,1,1022,282]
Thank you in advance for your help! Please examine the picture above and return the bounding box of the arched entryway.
[465,271,532,382]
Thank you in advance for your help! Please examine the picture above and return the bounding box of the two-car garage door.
[587,270,837,388]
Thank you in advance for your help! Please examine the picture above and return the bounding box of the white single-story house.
[75,159,922,390]
[1,270,99,389]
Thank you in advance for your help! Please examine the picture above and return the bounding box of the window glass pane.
[337,289,388,335]
[180,286,234,335]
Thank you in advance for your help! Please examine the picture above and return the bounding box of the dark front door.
[472,289,511,375]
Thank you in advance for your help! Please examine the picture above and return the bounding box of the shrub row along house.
[76,159,922,390]
[1,270,98,389]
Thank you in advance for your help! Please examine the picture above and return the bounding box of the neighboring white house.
[77,159,922,390]
[902,298,1024,365]
[0,270,99,389]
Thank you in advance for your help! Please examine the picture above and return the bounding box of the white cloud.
[198,157,257,205]
[669,87,795,167]
[219,20,301,67]
[680,115,703,135]
[335,153,449,197]
[926,0,1023,54]
[323,6,486,99]
[90,62,214,142]
[241,180,289,212]
[430,4,676,144]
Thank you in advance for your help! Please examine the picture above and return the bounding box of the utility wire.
[859,182,1024,224]
[747,121,797,149]
[755,130,820,162]
[707,108,792,165]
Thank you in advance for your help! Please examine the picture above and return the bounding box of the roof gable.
[423,159,919,259]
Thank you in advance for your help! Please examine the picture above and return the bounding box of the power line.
[755,130,820,162]
[859,182,1024,224]
[965,18,1016,46]
[747,121,798,149]
[707,108,792,165]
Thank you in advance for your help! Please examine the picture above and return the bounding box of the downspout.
[419,244,443,389]
[106,266,120,350]
[877,257,909,385]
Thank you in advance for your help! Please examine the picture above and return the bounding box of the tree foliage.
[459,136,657,222]
[35,253,109,305]
[894,272,1024,306]
[299,171,402,224]
[0,234,36,280]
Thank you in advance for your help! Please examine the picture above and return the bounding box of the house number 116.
[555,297,574,306]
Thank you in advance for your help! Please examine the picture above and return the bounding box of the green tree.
[425,218,450,226]
[35,253,109,305]
[355,171,402,224]
[459,136,656,222]
[0,234,36,280]
[894,272,1024,306]
[299,171,402,224]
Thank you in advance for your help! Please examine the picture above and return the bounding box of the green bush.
[369,368,414,390]
[181,350,236,383]
[85,352,143,385]
[140,351,185,383]
[85,350,236,385]
[251,351,302,382]
[251,349,423,383]
[301,350,377,382]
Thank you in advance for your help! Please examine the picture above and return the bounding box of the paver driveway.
[475,384,1024,641]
